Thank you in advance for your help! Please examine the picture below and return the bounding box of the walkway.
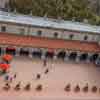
[0,57,100,100]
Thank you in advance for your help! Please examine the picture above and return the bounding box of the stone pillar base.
[53,55,57,60]
[76,57,80,63]
[41,54,46,60]
[64,57,69,61]
[29,54,32,58]
[15,48,20,57]
[15,53,19,56]
[86,59,90,63]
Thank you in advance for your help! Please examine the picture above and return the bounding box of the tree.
[14,0,33,14]
[8,0,100,25]
[8,0,16,12]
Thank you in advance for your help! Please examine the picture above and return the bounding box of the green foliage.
[15,0,33,14]
[8,0,16,12]
[8,0,100,25]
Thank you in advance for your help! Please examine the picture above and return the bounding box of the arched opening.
[69,52,77,61]
[1,26,6,32]
[90,54,98,62]
[84,35,88,41]
[69,34,74,40]
[37,30,42,36]
[6,47,16,55]
[20,48,29,56]
[45,51,54,59]
[80,53,88,61]
[54,32,58,38]
[32,50,42,58]
[57,51,66,60]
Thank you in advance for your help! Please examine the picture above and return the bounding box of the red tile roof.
[0,33,100,53]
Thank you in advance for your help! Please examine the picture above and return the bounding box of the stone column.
[86,53,91,63]
[29,48,33,58]
[64,51,69,61]
[53,54,57,60]
[53,50,58,60]
[15,47,20,56]
[41,50,46,60]
[75,52,81,63]
[1,47,6,56]
[95,54,100,65]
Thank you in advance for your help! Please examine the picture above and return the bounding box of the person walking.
[10,76,13,83]
[4,75,9,81]
[36,73,41,80]
[44,68,49,74]
[14,73,17,79]
[43,58,47,67]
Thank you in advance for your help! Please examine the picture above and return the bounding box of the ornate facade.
[0,11,100,65]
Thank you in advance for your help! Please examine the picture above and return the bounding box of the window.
[84,35,88,40]
[1,26,6,32]
[69,34,74,39]
[54,32,58,38]
[19,28,25,35]
[37,30,42,36]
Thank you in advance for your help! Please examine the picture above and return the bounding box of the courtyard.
[0,56,99,100]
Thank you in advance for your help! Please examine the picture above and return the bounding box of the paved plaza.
[0,56,100,100]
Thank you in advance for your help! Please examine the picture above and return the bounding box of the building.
[0,11,100,65]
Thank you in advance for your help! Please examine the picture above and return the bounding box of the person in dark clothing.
[14,73,17,79]
[44,68,49,74]
[43,59,47,67]
[24,83,31,91]
[36,74,41,79]
[14,82,21,91]
[3,83,10,91]
[5,75,9,81]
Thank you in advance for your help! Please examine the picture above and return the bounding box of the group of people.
[36,58,50,80]
[64,83,99,93]
[3,81,43,91]
[3,81,30,91]
[2,58,50,91]
[4,73,17,83]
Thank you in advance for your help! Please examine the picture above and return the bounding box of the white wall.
[63,30,100,42]
[30,27,64,39]
[95,34,100,42]
[0,22,100,43]
[0,23,28,35]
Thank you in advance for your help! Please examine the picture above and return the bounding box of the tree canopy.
[8,0,100,25]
